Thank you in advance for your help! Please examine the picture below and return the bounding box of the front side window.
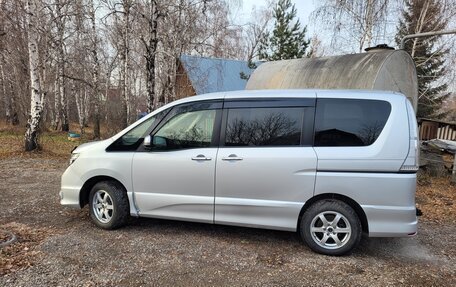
[107,109,169,151]
[153,109,217,150]
[314,99,391,146]
[224,107,304,146]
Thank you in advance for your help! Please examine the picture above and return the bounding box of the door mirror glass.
[143,135,152,148]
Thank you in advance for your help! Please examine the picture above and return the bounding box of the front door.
[132,102,222,223]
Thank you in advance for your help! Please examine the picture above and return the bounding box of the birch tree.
[54,0,70,131]
[0,0,20,125]
[396,0,452,119]
[24,0,45,151]
[0,0,270,140]
[244,5,273,64]
[119,0,133,127]
[313,0,400,52]
[72,0,89,134]
[136,0,160,113]
[0,0,10,124]
[89,0,101,138]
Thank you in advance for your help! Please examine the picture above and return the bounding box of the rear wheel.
[89,181,129,229]
[300,200,362,256]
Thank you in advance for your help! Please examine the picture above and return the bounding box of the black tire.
[300,199,362,256]
[89,181,130,229]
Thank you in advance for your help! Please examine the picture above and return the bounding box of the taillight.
[400,100,419,173]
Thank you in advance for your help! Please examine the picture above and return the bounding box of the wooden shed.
[418,118,456,141]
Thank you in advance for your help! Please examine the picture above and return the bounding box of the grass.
[0,122,110,159]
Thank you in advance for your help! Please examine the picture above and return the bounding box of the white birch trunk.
[411,1,430,58]
[120,0,131,127]
[56,0,68,131]
[52,72,61,130]
[74,82,85,134]
[0,59,12,123]
[24,0,44,151]
[145,0,158,113]
[364,0,375,51]
[90,0,101,138]
[83,87,89,127]
[0,0,12,124]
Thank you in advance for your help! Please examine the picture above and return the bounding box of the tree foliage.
[259,0,309,61]
[0,0,254,151]
[313,0,398,53]
[396,0,450,119]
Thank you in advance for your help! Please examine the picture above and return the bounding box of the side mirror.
[143,135,167,149]
[143,135,152,148]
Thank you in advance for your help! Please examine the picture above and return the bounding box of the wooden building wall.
[419,119,456,141]
[175,61,196,99]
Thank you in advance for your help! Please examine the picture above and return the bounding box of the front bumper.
[60,165,83,208]
[59,187,80,208]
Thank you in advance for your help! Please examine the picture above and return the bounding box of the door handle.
[222,154,243,161]
[191,154,212,161]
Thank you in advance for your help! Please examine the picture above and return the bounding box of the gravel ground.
[0,158,455,286]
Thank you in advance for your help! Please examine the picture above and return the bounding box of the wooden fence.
[418,118,456,141]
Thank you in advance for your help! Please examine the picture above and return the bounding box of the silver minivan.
[60,90,419,255]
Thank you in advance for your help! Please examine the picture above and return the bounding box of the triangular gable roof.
[179,54,259,94]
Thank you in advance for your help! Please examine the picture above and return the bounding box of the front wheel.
[89,181,129,229]
[300,200,362,256]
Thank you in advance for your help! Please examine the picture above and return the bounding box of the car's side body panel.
[131,148,218,223]
[215,147,317,231]
[314,171,417,236]
[60,144,136,213]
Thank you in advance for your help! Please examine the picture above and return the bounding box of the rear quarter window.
[314,98,391,146]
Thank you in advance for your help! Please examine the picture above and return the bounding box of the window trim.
[224,98,315,109]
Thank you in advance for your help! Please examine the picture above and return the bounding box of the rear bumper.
[363,205,417,237]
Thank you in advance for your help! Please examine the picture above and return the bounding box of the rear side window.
[314,99,391,146]
[224,107,304,146]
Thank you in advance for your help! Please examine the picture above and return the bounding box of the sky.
[232,0,340,54]
[238,0,315,28]
[236,0,316,32]
[233,0,445,54]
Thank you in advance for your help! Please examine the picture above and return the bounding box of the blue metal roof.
[179,54,259,94]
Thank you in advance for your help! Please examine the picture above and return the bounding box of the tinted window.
[153,109,217,150]
[225,107,303,146]
[314,99,391,146]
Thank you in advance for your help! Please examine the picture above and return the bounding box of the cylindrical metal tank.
[246,50,418,111]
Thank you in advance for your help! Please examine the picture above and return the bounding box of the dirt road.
[0,158,454,286]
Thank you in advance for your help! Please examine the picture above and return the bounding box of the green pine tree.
[259,0,309,61]
[396,0,449,119]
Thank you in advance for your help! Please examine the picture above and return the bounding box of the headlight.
[69,153,80,165]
